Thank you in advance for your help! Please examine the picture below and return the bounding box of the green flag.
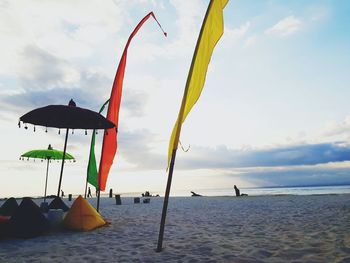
[87,99,110,189]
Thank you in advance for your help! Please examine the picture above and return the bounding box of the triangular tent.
[9,197,50,238]
[48,196,69,212]
[63,195,106,231]
[0,215,11,239]
[0,197,18,216]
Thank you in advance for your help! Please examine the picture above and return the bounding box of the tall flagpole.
[156,149,177,252]
[156,0,227,252]
[156,1,206,247]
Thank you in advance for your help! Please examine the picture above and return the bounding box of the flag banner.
[87,99,109,189]
[157,0,228,252]
[98,12,166,191]
[167,0,228,166]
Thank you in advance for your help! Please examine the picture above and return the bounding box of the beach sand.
[0,194,349,262]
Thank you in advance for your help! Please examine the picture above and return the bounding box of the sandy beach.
[0,194,349,263]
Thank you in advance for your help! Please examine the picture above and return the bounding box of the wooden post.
[57,128,69,197]
[96,189,101,211]
[156,149,177,252]
[44,158,50,202]
[115,194,121,205]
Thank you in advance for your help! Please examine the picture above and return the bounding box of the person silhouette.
[234,185,248,197]
[87,187,92,198]
[191,191,202,197]
[61,189,65,197]
[234,185,240,197]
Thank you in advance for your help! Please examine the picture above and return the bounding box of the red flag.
[98,12,166,191]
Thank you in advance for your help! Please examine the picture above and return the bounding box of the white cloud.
[222,22,250,47]
[322,116,350,140]
[18,45,80,90]
[265,16,302,37]
[244,35,257,47]
[0,0,126,76]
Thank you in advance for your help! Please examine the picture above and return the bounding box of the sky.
[1,0,350,197]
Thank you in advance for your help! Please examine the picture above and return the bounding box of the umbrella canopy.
[21,144,75,161]
[19,99,116,197]
[20,100,115,130]
[20,144,75,202]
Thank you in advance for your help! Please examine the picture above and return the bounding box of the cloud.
[18,45,80,91]
[70,136,350,173]
[118,128,165,169]
[244,35,257,48]
[322,116,350,140]
[1,59,151,119]
[176,142,350,170]
[235,162,350,187]
[0,0,127,76]
[225,22,250,41]
[265,16,302,37]
[122,89,148,117]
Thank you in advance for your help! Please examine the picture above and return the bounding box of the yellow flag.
[168,0,228,166]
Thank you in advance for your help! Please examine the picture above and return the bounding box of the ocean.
[173,185,350,197]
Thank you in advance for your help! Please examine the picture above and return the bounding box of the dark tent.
[0,216,11,239]
[9,198,50,238]
[48,197,69,212]
[0,198,18,216]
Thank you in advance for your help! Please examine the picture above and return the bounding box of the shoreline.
[1,192,350,201]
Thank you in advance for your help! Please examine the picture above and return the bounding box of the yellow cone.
[63,195,106,231]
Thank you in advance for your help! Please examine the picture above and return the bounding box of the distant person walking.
[87,187,92,198]
[234,185,240,197]
[61,189,65,198]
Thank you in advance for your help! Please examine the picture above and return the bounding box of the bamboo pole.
[44,158,50,202]
[96,189,101,212]
[156,149,177,252]
[57,128,69,197]
[156,0,215,252]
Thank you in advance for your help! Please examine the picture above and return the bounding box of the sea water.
[176,185,350,197]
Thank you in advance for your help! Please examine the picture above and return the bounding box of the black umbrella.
[19,99,115,197]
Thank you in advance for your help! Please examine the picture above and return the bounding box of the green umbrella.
[21,144,75,202]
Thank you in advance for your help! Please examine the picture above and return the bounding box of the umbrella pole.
[84,177,88,199]
[156,148,177,252]
[44,158,50,202]
[96,189,101,212]
[57,128,69,197]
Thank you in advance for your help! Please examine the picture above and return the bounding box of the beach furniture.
[9,197,50,238]
[115,194,122,205]
[48,196,69,212]
[40,201,49,212]
[0,197,18,216]
[63,195,106,231]
[20,145,75,202]
[0,215,11,238]
[48,209,64,228]
[19,99,115,197]
[134,197,140,204]
[143,198,150,204]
